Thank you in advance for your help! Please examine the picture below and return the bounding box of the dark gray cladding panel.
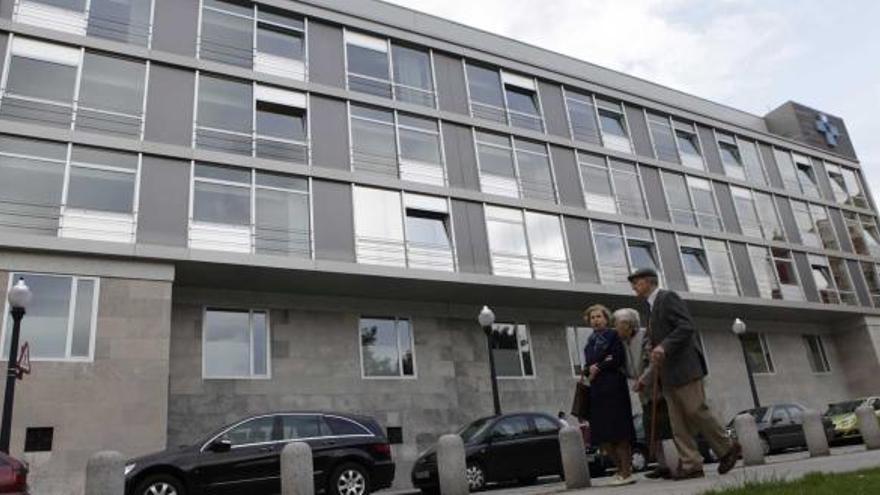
[442,122,479,190]
[713,182,741,235]
[550,145,584,208]
[451,200,491,274]
[730,242,759,298]
[0,33,7,76]
[313,180,355,262]
[308,21,346,88]
[759,143,785,190]
[539,81,570,139]
[434,52,469,115]
[310,96,350,171]
[152,0,198,56]
[774,196,801,245]
[829,208,854,253]
[564,216,598,284]
[640,165,670,223]
[624,104,654,159]
[137,156,190,247]
[655,230,687,292]
[697,125,724,175]
[811,157,835,201]
[144,64,195,147]
[847,259,872,307]
[793,251,820,303]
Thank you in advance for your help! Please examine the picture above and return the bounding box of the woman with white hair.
[613,307,673,479]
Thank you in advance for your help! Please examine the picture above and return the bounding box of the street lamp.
[732,318,761,409]
[478,305,502,416]
[1,278,31,454]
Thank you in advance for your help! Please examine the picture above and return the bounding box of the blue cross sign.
[816,114,840,147]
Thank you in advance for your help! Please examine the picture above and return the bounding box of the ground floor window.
[2,272,98,361]
[359,317,415,378]
[742,332,774,374]
[492,323,534,378]
[203,308,269,379]
[803,335,831,373]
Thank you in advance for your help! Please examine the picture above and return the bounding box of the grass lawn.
[701,468,880,494]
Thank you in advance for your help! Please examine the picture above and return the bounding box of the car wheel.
[465,462,486,491]
[330,462,370,495]
[631,446,647,472]
[760,436,771,456]
[133,474,186,495]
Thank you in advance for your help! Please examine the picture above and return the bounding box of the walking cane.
[648,369,660,462]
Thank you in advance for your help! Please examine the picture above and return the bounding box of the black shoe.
[645,467,671,479]
[718,442,742,475]
[671,469,705,480]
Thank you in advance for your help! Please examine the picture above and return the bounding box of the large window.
[359,317,415,378]
[2,273,99,361]
[825,162,869,209]
[350,105,444,186]
[592,222,662,287]
[345,32,435,107]
[716,132,745,180]
[200,0,306,79]
[0,38,147,138]
[196,75,308,162]
[704,238,739,296]
[190,163,311,256]
[792,154,821,199]
[803,335,831,373]
[466,64,543,132]
[829,257,858,306]
[595,97,631,153]
[203,308,269,379]
[663,173,722,231]
[15,0,153,46]
[492,323,534,378]
[809,204,839,250]
[0,136,140,242]
[790,200,822,248]
[807,256,857,306]
[738,139,767,186]
[577,152,647,218]
[771,248,804,301]
[476,132,554,202]
[673,120,704,170]
[353,187,454,271]
[845,212,880,257]
[566,326,593,376]
[774,149,802,194]
[647,112,679,164]
[731,186,762,238]
[678,235,713,294]
[564,89,601,145]
[485,206,569,281]
[862,263,880,307]
[754,191,786,241]
[748,245,781,300]
[742,332,774,374]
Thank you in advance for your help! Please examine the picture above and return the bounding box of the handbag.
[570,379,591,421]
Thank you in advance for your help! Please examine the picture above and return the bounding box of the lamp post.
[478,305,502,416]
[732,318,760,409]
[1,278,31,454]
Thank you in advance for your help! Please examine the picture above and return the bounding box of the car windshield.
[458,417,493,442]
[826,400,863,415]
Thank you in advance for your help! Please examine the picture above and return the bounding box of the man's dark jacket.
[646,288,706,388]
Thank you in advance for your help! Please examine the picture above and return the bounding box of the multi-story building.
[0,0,877,492]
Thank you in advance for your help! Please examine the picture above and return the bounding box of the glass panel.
[257,23,304,60]
[739,140,766,185]
[255,102,305,141]
[353,187,403,240]
[0,150,65,235]
[675,128,703,169]
[705,239,738,295]
[610,161,645,218]
[774,149,800,192]
[406,211,450,247]
[197,75,253,132]
[842,168,868,208]
[350,107,396,176]
[754,192,785,241]
[392,45,434,106]
[466,64,504,107]
[792,201,820,248]
[580,158,616,213]
[280,415,321,441]
[749,246,778,299]
[688,177,721,231]
[204,309,251,377]
[67,166,135,213]
[515,141,554,202]
[794,158,821,199]
[742,333,772,374]
[347,42,391,98]
[68,279,93,358]
[492,323,523,377]
[505,86,539,116]
[829,258,857,305]
[257,7,304,30]
[6,55,77,102]
[628,240,660,275]
[566,93,601,145]
[826,166,849,204]
[360,318,401,377]
[252,311,267,376]
[731,187,762,238]
[772,249,803,301]
[4,274,71,359]
[517,324,533,376]
[399,319,414,376]
[598,108,627,137]
[193,181,251,225]
[399,117,441,165]
[804,336,830,373]
[525,212,565,260]
[809,205,838,250]
[718,141,745,180]
[255,187,310,256]
[664,172,695,226]
[647,113,678,164]
[88,0,153,46]
[681,240,713,294]
[195,163,250,183]
[592,222,628,285]
[485,207,528,256]
[79,52,145,116]
[226,416,275,446]
[200,5,254,68]
[862,263,880,307]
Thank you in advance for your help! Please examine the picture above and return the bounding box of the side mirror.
[208,437,232,453]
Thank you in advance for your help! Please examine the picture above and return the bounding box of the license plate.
[415,471,430,480]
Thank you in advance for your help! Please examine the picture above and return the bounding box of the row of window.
[8,3,871,215]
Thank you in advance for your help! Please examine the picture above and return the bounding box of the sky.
[384,0,880,203]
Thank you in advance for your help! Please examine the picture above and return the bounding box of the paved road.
[387,445,880,495]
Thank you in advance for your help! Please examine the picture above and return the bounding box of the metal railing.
[189,221,312,257]
[195,126,310,164]
[347,72,437,108]
[0,93,143,138]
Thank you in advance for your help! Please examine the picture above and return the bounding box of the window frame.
[358,316,418,380]
[463,61,545,131]
[491,322,536,379]
[474,130,555,202]
[594,97,632,154]
[562,87,602,146]
[645,111,679,165]
[742,332,775,375]
[771,248,805,301]
[1,272,100,362]
[589,220,663,287]
[672,119,705,170]
[803,334,831,374]
[201,306,271,380]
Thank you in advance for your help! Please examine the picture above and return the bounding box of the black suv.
[125,412,395,495]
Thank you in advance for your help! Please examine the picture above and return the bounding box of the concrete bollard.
[660,439,680,477]
[559,425,590,489]
[733,413,765,466]
[281,442,314,495]
[801,409,830,457]
[85,451,124,495]
[437,434,468,495]
[856,405,880,450]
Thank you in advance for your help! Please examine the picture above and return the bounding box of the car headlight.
[124,463,136,477]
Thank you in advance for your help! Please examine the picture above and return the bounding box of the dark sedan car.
[125,412,394,495]
[411,412,566,492]
[726,403,834,455]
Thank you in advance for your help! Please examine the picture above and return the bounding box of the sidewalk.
[465,445,880,495]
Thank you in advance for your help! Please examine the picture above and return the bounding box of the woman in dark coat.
[583,304,636,486]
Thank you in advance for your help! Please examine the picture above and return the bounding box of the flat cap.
[627,267,659,282]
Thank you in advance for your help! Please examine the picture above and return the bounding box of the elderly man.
[628,267,741,479]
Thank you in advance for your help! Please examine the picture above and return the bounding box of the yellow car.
[825,397,880,442]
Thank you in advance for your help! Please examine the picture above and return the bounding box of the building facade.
[0,0,878,492]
